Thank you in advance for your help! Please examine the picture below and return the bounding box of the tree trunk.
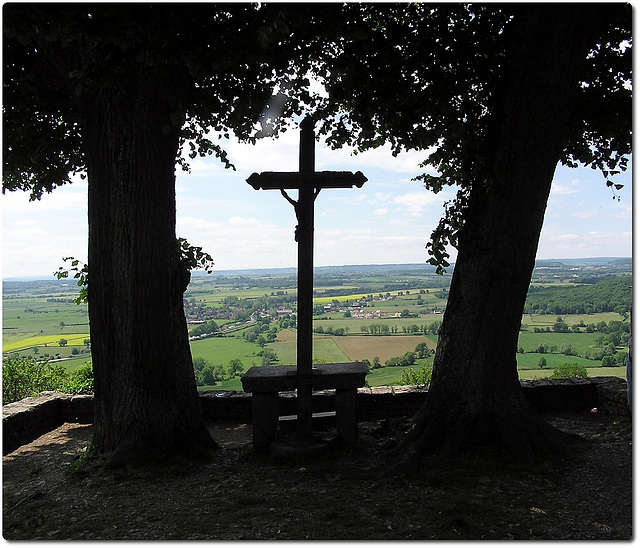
[80,68,218,466]
[398,6,604,463]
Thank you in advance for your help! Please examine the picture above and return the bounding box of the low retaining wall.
[3,393,94,455]
[3,377,630,455]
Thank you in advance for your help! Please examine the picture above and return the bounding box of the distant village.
[184,291,445,337]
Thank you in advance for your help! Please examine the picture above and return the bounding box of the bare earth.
[2,412,632,540]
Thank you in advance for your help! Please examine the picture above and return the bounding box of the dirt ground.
[2,412,632,540]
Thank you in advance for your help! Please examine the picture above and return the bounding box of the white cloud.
[315,229,432,266]
[612,205,632,219]
[2,222,87,279]
[227,132,300,174]
[181,157,229,178]
[176,214,296,270]
[191,124,430,179]
[573,210,600,219]
[551,181,581,195]
[228,216,262,227]
[320,209,343,218]
[3,184,87,213]
[537,228,632,259]
[2,183,88,278]
[316,141,428,175]
[392,190,442,217]
[367,193,393,205]
[1,126,630,279]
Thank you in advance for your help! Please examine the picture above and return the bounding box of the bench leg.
[251,392,279,453]
[335,388,358,445]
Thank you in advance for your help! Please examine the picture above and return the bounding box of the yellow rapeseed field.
[3,333,90,353]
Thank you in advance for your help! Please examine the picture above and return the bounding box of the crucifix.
[247,116,367,442]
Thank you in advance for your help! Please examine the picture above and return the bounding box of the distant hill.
[190,263,443,279]
[4,257,632,284]
[535,257,632,268]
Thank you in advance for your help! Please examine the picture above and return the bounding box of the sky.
[1,128,633,280]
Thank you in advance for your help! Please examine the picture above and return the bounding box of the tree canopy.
[3,4,322,198]
[310,3,632,271]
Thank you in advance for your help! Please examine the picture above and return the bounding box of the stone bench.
[240,362,368,452]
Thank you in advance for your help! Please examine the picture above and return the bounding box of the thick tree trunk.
[80,69,217,466]
[399,6,604,462]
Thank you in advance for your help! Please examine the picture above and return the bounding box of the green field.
[313,315,445,333]
[366,363,429,386]
[517,332,602,356]
[209,376,243,391]
[207,361,627,390]
[521,312,623,329]
[518,366,626,381]
[313,292,372,304]
[516,352,595,369]
[190,336,263,370]
[369,362,627,386]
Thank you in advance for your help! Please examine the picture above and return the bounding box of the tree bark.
[398,5,605,463]
[79,68,218,466]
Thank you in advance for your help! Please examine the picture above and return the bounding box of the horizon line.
[2,256,632,283]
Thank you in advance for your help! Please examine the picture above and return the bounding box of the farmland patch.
[267,336,350,365]
[516,353,595,369]
[3,333,91,353]
[331,335,434,363]
[190,336,261,368]
[275,329,297,342]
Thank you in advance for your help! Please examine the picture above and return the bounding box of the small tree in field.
[227,359,244,379]
[201,366,216,386]
[538,357,547,369]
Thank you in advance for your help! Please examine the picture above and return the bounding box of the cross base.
[268,431,339,462]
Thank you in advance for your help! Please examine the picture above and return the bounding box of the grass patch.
[517,365,625,380]
[190,336,262,369]
[517,332,606,357]
[516,353,595,369]
[520,312,625,329]
[201,377,242,391]
[366,364,426,386]
[313,293,373,304]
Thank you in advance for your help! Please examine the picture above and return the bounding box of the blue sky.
[1,129,632,279]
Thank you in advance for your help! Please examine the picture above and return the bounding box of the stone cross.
[247,116,366,441]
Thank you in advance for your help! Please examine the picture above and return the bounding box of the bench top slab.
[241,362,368,393]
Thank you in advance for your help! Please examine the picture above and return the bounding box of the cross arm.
[247,171,367,191]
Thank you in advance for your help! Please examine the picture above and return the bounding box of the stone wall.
[3,392,93,455]
[3,377,630,455]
